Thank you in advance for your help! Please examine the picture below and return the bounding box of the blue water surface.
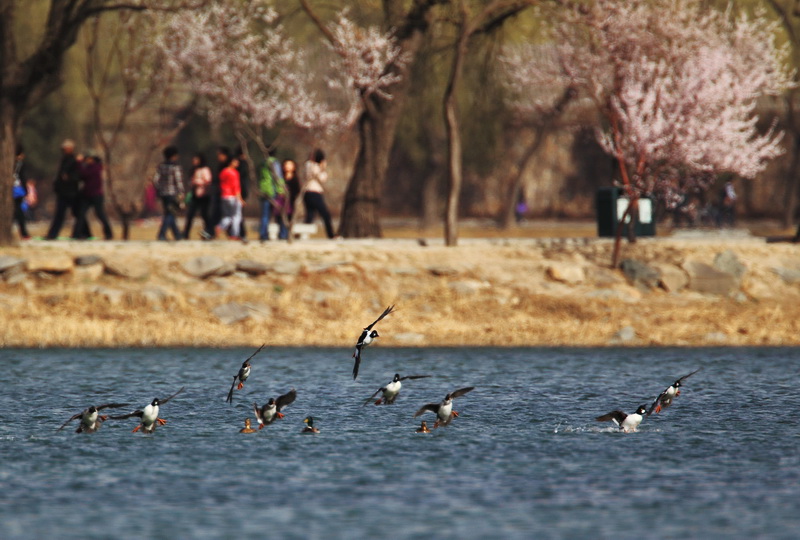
[0,347,798,539]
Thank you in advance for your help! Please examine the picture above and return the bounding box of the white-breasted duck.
[413,387,475,428]
[57,403,130,434]
[352,305,396,379]
[596,405,648,433]
[253,389,297,429]
[226,343,265,404]
[364,373,431,406]
[110,386,185,433]
[647,368,701,416]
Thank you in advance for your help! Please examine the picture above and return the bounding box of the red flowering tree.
[503,0,794,265]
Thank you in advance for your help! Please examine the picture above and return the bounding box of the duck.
[239,418,257,434]
[647,368,701,416]
[57,403,130,434]
[364,373,431,405]
[253,389,297,429]
[352,305,396,379]
[415,421,431,433]
[226,344,265,404]
[413,387,475,428]
[596,405,648,433]
[301,416,319,434]
[110,386,185,433]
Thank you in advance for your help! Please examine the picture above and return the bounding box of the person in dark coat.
[12,144,30,240]
[235,146,250,240]
[46,139,82,240]
[74,154,113,240]
[204,146,229,240]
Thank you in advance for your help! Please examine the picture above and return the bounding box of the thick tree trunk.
[338,100,398,237]
[0,100,19,245]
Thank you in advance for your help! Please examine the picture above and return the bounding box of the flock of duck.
[56,304,699,436]
[58,305,475,436]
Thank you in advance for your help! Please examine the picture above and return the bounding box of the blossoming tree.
[503,0,794,265]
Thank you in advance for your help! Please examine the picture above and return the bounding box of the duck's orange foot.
[676,390,681,396]
[654,405,662,414]
[237,382,244,390]
[433,421,440,429]
[452,410,459,418]
[157,418,167,425]
[276,412,285,419]
[375,399,382,405]
[132,425,141,433]
[258,424,264,430]
[100,415,109,421]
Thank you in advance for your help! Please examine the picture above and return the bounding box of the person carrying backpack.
[257,149,288,241]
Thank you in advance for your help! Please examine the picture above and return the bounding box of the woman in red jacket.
[216,156,244,240]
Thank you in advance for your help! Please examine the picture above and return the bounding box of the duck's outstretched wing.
[244,343,266,363]
[596,410,626,425]
[413,403,440,418]
[352,344,364,380]
[451,387,475,399]
[159,386,185,406]
[646,390,669,416]
[226,376,238,403]
[399,375,431,382]
[363,387,386,406]
[57,411,84,431]
[253,403,264,426]
[365,305,396,331]
[95,403,130,411]
[109,409,144,420]
[276,389,297,412]
[676,368,701,385]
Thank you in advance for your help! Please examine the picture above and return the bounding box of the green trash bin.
[596,187,656,238]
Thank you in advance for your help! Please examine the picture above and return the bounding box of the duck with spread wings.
[352,305,395,380]
[110,387,185,433]
[413,387,474,428]
[253,389,297,429]
[226,344,265,404]
[647,368,701,416]
[57,403,130,433]
[364,373,431,405]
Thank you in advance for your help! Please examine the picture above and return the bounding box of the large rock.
[619,259,660,290]
[182,256,228,279]
[0,255,26,274]
[75,254,103,267]
[212,302,252,325]
[773,267,800,285]
[652,263,688,293]
[105,258,149,279]
[713,250,746,283]
[236,259,268,276]
[682,260,739,295]
[546,262,585,285]
[269,261,302,275]
[27,253,74,274]
[74,263,104,282]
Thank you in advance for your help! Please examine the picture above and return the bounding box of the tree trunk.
[338,100,397,237]
[498,131,543,228]
[443,11,470,247]
[0,100,19,245]
[782,129,800,229]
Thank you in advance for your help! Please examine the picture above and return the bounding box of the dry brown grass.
[3,220,800,347]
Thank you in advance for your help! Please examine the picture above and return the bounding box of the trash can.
[596,187,656,238]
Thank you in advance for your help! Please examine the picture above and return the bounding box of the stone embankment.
[1,234,799,347]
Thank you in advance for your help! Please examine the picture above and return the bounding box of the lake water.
[1,347,798,539]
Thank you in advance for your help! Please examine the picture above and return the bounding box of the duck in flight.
[110,387,185,433]
[647,368,701,416]
[57,403,130,433]
[364,373,431,405]
[253,389,297,429]
[413,387,475,428]
[596,405,648,433]
[226,344,265,404]
[352,305,395,379]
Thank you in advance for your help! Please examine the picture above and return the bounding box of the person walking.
[183,152,212,240]
[46,139,82,240]
[257,149,287,241]
[302,148,336,239]
[235,146,250,240]
[153,146,185,241]
[204,146,229,240]
[281,158,300,231]
[74,154,113,240]
[12,144,30,240]
[216,155,244,240]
